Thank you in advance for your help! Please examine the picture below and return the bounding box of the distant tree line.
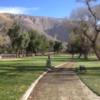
[0,22,63,57]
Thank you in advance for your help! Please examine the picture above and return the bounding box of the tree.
[7,23,30,57]
[70,0,100,60]
[0,35,9,53]
[26,30,54,55]
[80,0,100,60]
[67,31,90,59]
[7,23,21,57]
[7,23,54,56]
[53,41,62,53]
[16,32,30,57]
[26,30,40,55]
[39,35,50,54]
[48,41,55,52]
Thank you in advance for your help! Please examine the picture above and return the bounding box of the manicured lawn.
[75,56,100,96]
[0,55,68,100]
[0,54,100,99]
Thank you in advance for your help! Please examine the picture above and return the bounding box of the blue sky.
[0,0,100,18]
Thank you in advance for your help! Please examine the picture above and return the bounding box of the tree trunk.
[78,53,82,59]
[16,50,20,58]
[72,53,74,59]
[92,46,100,60]
[16,50,19,58]
[84,53,88,60]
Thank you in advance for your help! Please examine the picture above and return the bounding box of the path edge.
[20,62,67,100]
[55,62,67,68]
[20,72,47,100]
[78,77,100,99]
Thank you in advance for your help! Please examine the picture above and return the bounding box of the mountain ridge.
[0,13,69,42]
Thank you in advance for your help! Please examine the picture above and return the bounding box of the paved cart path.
[28,62,100,100]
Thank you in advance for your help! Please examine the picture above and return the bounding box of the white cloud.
[0,7,40,14]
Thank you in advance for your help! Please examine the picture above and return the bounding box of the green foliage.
[0,35,9,53]
[53,41,62,53]
[46,55,52,68]
[7,23,54,55]
[26,30,40,53]
[18,32,30,50]
[39,35,50,53]
[26,30,54,54]
[46,58,52,68]
[7,23,21,51]
[67,32,91,59]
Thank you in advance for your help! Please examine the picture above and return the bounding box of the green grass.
[0,55,68,100]
[74,55,100,96]
[0,54,100,99]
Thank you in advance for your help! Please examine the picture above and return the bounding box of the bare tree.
[74,0,100,60]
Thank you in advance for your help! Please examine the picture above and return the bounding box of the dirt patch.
[28,62,100,100]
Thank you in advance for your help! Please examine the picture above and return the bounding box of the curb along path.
[28,62,100,100]
[21,72,47,100]
[21,63,67,100]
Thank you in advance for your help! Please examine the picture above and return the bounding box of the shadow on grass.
[51,57,73,62]
[15,65,46,72]
[73,57,98,62]
[0,55,99,78]
[0,63,46,78]
[52,56,98,62]
[76,67,100,76]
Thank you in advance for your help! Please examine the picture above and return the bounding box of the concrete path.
[28,62,100,100]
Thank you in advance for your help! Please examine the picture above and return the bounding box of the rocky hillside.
[0,13,70,42]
